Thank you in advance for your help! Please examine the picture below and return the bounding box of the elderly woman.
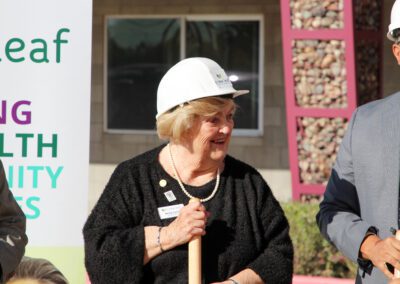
[83,57,293,284]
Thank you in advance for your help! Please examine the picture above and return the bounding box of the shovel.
[188,198,202,284]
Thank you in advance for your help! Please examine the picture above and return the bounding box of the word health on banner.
[1,99,64,220]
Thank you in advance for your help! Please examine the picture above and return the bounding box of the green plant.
[282,202,357,278]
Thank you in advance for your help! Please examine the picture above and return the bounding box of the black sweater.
[83,146,293,284]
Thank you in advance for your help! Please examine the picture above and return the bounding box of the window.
[105,15,263,136]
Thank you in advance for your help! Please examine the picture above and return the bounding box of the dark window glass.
[106,18,261,133]
[107,18,180,130]
[186,21,260,129]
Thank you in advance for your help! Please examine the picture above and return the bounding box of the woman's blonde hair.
[156,96,236,142]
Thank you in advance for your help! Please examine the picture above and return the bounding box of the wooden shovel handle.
[188,198,201,284]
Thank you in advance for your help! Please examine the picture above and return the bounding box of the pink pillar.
[280,0,383,200]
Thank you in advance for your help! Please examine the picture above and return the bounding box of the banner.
[0,0,92,282]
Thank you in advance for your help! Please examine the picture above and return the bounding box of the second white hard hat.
[388,0,400,41]
[156,57,249,119]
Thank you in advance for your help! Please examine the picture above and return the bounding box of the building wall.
[89,0,398,206]
[90,0,288,170]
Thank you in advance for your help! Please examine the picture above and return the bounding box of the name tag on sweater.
[158,204,184,219]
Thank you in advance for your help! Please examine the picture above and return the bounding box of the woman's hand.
[162,200,209,249]
[360,234,400,279]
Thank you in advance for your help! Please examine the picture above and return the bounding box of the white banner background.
[0,0,92,252]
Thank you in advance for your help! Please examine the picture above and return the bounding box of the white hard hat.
[156,57,249,119]
[388,0,400,41]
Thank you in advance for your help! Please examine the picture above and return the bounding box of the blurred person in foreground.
[316,1,400,283]
[0,160,27,282]
[83,57,293,283]
[6,256,68,284]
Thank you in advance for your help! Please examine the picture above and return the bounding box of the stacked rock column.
[280,0,383,200]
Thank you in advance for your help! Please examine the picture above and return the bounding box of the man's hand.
[360,234,400,278]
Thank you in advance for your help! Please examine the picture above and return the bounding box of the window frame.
[103,14,264,136]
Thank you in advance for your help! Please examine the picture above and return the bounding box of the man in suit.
[0,160,27,282]
[316,1,400,283]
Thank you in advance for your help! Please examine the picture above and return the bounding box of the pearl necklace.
[167,143,220,203]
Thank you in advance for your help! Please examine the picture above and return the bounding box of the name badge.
[158,204,184,220]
